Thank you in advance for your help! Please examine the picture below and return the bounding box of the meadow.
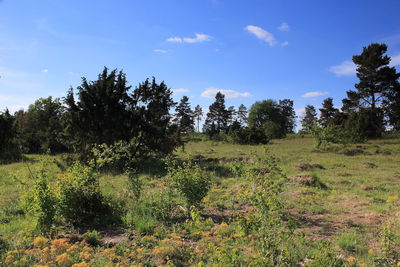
[1,135,400,266]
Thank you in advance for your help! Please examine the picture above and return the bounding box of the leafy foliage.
[0,109,21,163]
[167,160,211,210]
[57,162,115,226]
[14,97,66,154]
[22,166,57,233]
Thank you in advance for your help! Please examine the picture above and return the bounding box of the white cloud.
[330,55,400,77]
[153,49,167,54]
[390,54,400,67]
[167,33,211,43]
[281,41,289,46]
[41,69,48,73]
[173,88,189,93]
[201,87,252,99]
[167,37,182,43]
[245,25,277,46]
[329,60,356,76]
[278,22,289,31]
[302,91,328,98]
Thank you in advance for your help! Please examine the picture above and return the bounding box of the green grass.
[1,136,400,265]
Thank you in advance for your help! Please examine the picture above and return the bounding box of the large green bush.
[57,162,115,226]
[167,161,211,211]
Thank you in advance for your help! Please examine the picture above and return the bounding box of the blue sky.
[1,0,400,120]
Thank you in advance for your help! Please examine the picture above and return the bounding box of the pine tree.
[227,106,237,126]
[342,43,400,137]
[175,96,194,135]
[237,104,248,126]
[193,105,203,132]
[204,92,229,136]
[319,98,338,127]
[301,105,317,131]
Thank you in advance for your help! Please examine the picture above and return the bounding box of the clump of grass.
[336,231,366,254]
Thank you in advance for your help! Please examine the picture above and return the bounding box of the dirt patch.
[363,162,377,169]
[295,163,325,171]
[192,157,253,163]
[293,194,387,241]
[102,233,129,246]
[291,175,313,186]
[202,204,254,224]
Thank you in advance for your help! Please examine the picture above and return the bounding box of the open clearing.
[1,136,400,266]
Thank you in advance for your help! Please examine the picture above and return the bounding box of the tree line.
[301,43,400,144]
[1,42,399,163]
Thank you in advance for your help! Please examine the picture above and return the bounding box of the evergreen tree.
[342,43,400,137]
[237,104,248,126]
[131,77,179,155]
[64,67,132,153]
[227,106,237,126]
[319,98,338,127]
[278,99,296,133]
[204,92,229,136]
[0,109,14,149]
[193,105,203,132]
[175,96,194,135]
[301,105,317,131]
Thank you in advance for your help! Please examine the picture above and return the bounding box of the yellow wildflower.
[51,238,69,253]
[67,244,79,253]
[56,253,72,266]
[72,262,90,267]
[347,256,356,264]
[82,246,94,253]
[368,249,374,254]
[33,236,48,247]
[79,251,92,260]
[5,255,14,264]
[152,246,175,258]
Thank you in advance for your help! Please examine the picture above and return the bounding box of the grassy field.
[1,136,400,266]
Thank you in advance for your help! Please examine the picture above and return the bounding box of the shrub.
[91,140,138,172]
[167,161,211,211]
[57,162,114,227]
[83,230,101,247]
[22,167,57,233]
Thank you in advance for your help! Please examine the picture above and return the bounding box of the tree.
[64,67,180,159]
[131,77,179,156]
[342,43,400,137]
[193,105,203,132]
[237,104,248,126]
[301,105,317,131]
[248,100,286,139]
[319,98,338,127]
[227,106,237,126]
[0,109,21,162]
[63,67,132,153]
[278,99,296,133]
[175,96,194,135]
[14,97,66,153]
[203,92,229,136]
